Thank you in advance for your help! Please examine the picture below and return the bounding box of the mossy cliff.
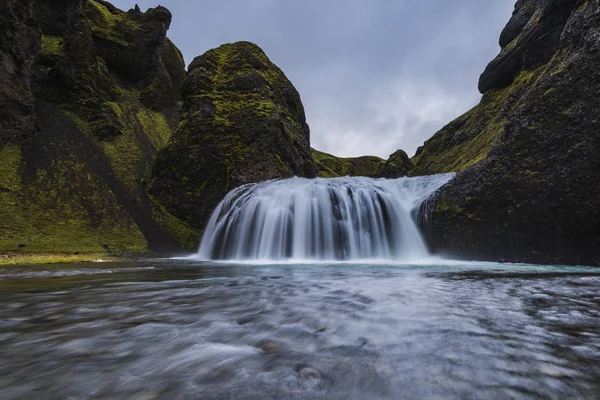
[418,0,600,266]
[149,42,318,230]
[0,0,200,256]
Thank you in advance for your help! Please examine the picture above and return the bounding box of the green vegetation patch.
[41,35,64,58]
[86,0,142,47]
[411,69,540,175]
[0,149,147,255]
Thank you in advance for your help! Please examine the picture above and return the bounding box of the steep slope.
[150,42,318,230]
[0,0,200,255]
[420,0,600,265]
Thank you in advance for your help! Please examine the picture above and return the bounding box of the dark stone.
[149,42,318,229]
[379,149,412,179]
[0,0,41,146]
[37,0,82,36]
[479,0,580,93]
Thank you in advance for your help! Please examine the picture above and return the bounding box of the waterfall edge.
[195,174,455,262]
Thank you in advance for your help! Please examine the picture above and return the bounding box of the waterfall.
[197,174,454,261]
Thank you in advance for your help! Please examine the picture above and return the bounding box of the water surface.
[1,260,599,399]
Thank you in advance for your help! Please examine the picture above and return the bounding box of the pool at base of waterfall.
[1,259,600,399]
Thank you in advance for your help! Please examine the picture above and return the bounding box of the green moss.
[136,109,172,149]
[41,35,64,58]
[0,253,120,265]
[86,0,142,47]
[149,196,202,251]
[577,0,589,13]
[0,146,22,192]
[0,146,148,254]
[411,69,540,175]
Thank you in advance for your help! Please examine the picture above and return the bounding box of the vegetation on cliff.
[0,0,200,256]
[149,42,318,230]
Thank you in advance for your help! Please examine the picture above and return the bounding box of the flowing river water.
[1,259,600,399]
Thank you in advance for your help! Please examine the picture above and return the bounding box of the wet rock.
[299,366,322,380]
[257,340,281,353]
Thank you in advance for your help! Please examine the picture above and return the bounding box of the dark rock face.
[379,150,412,179]
[37,0,81,36]
[424,0,600,266]
[0,0,40,146]
[150,42,318,229]
[479,0,579,93]
[312,149,386,178]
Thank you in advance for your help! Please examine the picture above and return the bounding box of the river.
[1,259,599,399]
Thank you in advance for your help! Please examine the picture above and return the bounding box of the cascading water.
[197,173,454,261]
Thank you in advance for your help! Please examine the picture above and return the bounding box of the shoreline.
[0,253,131,266]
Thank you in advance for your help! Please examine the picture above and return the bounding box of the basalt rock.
[420,0,600,266]
[0,0,40,146]
[150,42,318,229]
[379,149,412,179]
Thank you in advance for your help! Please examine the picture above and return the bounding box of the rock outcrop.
[149,42,318,230]
[419,0,600,266]
[379,150,412,179]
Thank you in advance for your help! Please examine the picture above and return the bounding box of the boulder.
[379,149,412,179]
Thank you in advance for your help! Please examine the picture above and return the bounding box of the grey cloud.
[111,0,516,157]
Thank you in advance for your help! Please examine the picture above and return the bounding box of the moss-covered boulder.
[312,149,386,178]
[420,0,600,266]
[150,42,318,229]
[379,150,412,179]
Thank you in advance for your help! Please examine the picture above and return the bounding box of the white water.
[197,174,454,262]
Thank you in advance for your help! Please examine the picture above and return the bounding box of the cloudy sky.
[112,0,515,158]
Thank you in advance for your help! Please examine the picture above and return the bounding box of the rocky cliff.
[149,42,318,230]
[0,0,199,255]
[418,0,600,266]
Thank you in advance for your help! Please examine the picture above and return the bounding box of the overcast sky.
[112,0,515,158]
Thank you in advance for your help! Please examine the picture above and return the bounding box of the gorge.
[1,1,600,399]
[2,0,598,266]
